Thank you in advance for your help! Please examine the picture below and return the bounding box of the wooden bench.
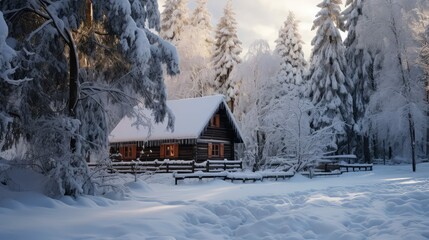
[173,171,228,185]
[260,171,295,181]
[174,171,295,185]
[301,170,342,178]
[225,172,295,183]
[339,163,373,172]
[226,172,263,183]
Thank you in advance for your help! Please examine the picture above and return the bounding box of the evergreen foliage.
[0,11,17,150]
[275,12,307,87]
[160,0,189,43]
[307,0,353,151]
[163,0,214,99]
[342,0,383,160]
[0,0,178,196]
[191,0,213,54]
[212,0,242,103]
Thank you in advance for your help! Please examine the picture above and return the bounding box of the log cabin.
[108,95,244,163]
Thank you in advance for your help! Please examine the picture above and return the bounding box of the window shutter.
[208,143,212,159]
[132,145,136,160]
[160,145,165,159]
[220,143,225,159]
[215,114,220,128]
[119,146,125,160]
[174,144,179,158]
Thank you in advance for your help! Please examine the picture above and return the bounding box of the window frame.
[160,143,179,159]
[208,143,225,159]
[211,143,220,157]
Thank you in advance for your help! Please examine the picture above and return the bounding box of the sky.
[159,0,322,59]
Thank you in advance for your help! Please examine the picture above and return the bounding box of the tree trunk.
[408,111,416,172]
[372,135,378,159]
[254,130,265,171]
[363,135,370,164]
[66,29,80,153]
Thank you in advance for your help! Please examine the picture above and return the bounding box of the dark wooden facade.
[110,104,242,163]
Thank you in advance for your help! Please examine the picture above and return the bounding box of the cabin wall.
[196,143,234,162]
[196,107,237,162]
[111,144,196,161]
[200,109,235,142]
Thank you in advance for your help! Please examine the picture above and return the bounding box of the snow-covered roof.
[109,95,243,143]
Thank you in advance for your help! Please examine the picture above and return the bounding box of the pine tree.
[1,0,179,196]
[0,11,16,150]
[275,12,307,87]
[191,0,213,57]
[342,0,379,161]
[307,0,353,151]
[422,26,429,86]
[212,0,242,106]
[164,0,214,99]
[160,0,189,43]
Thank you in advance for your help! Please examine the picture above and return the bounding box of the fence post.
[192,161,195,173]
[166,162,169,173]
[206,161,210,172]
[132,163,137,182]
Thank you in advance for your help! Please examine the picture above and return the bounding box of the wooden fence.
[87,159,243,174]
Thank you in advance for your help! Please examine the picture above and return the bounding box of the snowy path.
[0,164,429,240]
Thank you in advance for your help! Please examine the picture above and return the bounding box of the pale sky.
[159,0,321,59]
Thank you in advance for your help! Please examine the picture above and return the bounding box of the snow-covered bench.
[301,170,342,178]
[173,171,228,185]
[174,171,294,185]
[260,171,295,181]
[226,172,263,183]
[339,163,373,172]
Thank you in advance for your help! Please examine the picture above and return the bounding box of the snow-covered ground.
[1,164,429,240]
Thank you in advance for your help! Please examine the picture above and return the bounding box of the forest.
[0,0,428,197]
[161,0,429,172]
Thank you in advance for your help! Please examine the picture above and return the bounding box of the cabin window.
[212,144,220,157]
[210,114,220,128]
[208,143,224,159]
[119,144,136,160]
[160,144,179,159]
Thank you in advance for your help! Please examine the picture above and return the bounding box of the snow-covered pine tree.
[1,0,179,196]
[275,12,307,87]
[0,11,16,150]
[307,0,354,152]
[0,12,15,85]
[422,25,429,159]
[250,11,311,169]
[163,0,215,99]
[191,0,213,58]
[212,0,242,107]
[160,0,177,41]
[342,0,379,162]
[160,0,189,43]
[423,26,429,89]
[187,0,213,97]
